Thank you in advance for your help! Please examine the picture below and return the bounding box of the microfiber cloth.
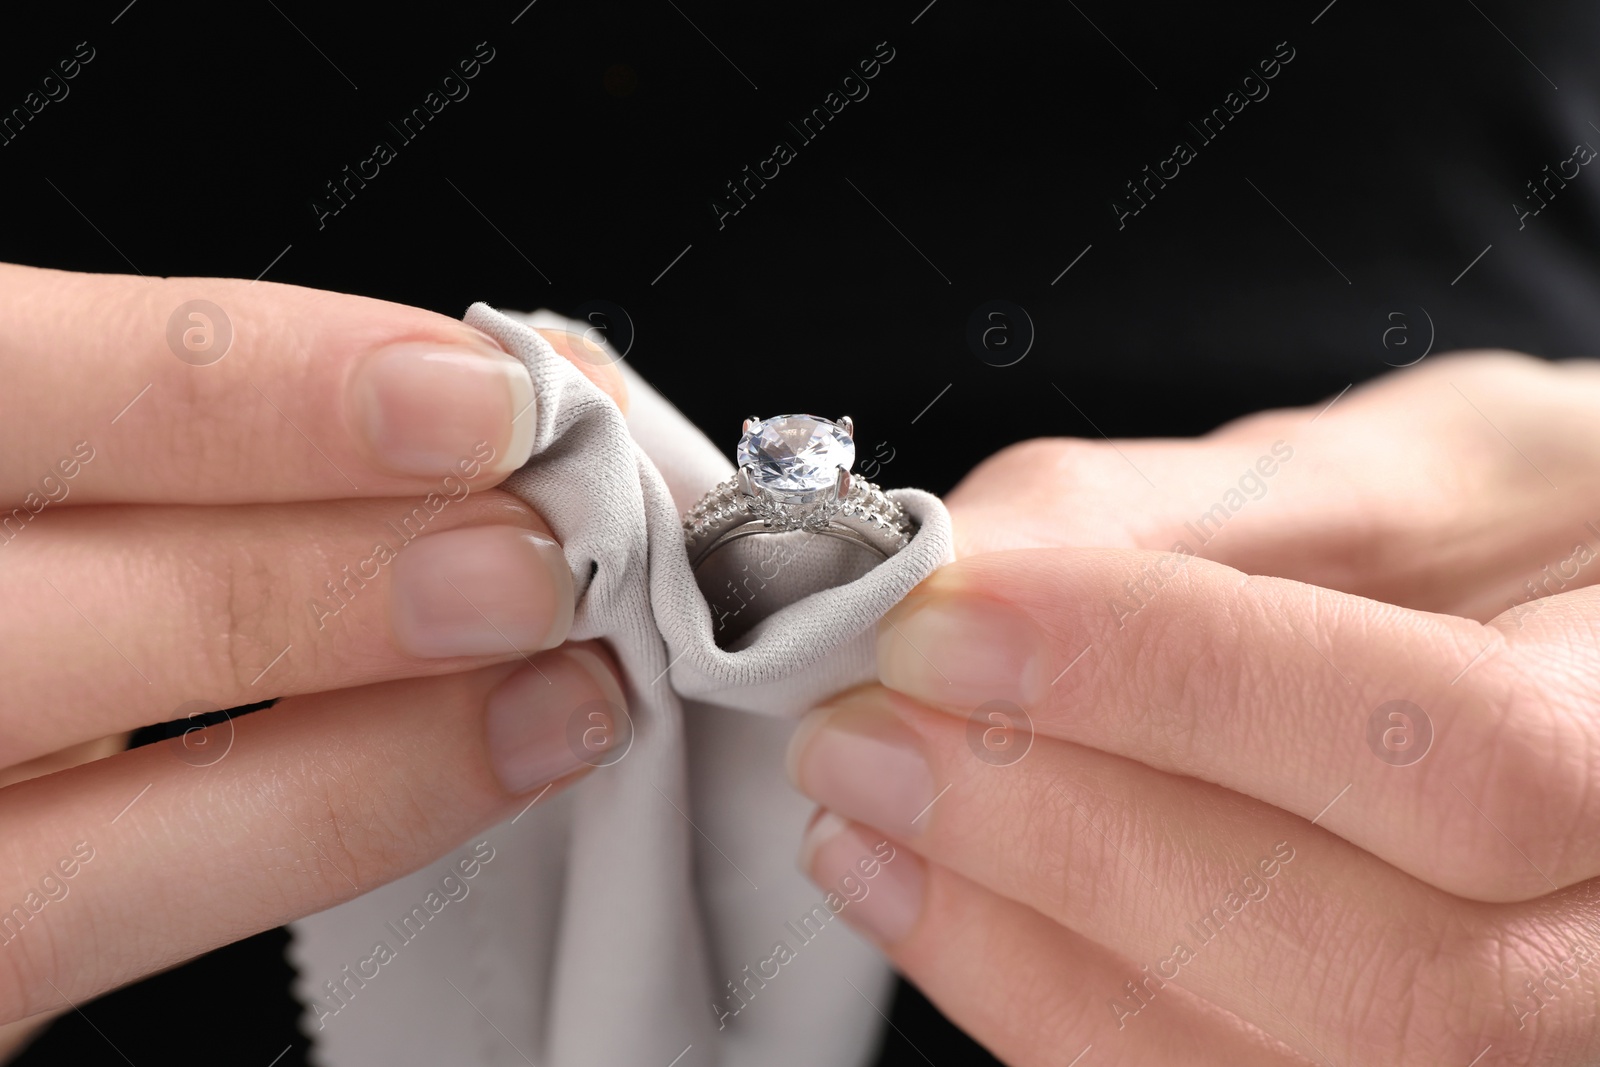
[287,304,954,1067]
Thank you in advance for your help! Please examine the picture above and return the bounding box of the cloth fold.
[288,304,954,1066]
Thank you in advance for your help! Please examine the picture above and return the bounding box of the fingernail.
[877,593,1049,710]
[485,646,625,794]
[786,700,936,841]
[390,525,573,658]
[352,340,535,478]
[799,811,924,946]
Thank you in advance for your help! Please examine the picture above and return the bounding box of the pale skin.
[6,263,1598,1065]
[0,263,629,1055]
[788,352,1600,1065]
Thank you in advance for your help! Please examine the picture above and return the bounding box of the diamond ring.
[684,414,914,571]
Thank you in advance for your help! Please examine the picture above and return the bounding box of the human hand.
[0,263,626,1031]
[787,352,1600,1065]
[943,351,1600,621]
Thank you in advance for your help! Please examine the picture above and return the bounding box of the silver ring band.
[685,473,912,571]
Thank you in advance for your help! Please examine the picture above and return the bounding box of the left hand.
[786,352,1600,1066]
[0,264,631,1047]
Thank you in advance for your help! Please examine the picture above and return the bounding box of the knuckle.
[1013,783,1077,915]
[993,962,1100,1061]
[0,901,62,1023]
[1413,349,1543,382]
[1428,660,1596,898]
[258,751,436,902]
[1432,919,1597,1067]
[1038,438,1117,491]
[1392,924,1500,1066]
[1140,593,1255,767]
[1307,905,1500,1067]
[134,278,256,441]
[955,438,1077,496]
[1019,781,1151,925]
[189,533,290,694]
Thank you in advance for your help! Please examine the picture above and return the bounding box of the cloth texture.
[286,304,955,1066]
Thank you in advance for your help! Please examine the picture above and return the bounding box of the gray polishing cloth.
[287,304,954,1067]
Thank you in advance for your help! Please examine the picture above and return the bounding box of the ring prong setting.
[688,412,911,568]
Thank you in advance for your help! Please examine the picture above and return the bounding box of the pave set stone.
[683,470,911,541]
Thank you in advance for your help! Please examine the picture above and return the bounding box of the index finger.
[0,264,621,505]
[872,547,1600,902]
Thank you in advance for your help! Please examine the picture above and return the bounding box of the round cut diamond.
[737,414,854,504]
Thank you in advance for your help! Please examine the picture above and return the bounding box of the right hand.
[791,351,1600,1066]
[0,263,627,1029]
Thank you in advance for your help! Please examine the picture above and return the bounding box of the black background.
[3,1,1597,1063]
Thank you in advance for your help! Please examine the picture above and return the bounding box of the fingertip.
[798,808,852,873]
[558,642,629,714]
[796,812,925,947]
[535,327,630,415]
[482,643,626,796]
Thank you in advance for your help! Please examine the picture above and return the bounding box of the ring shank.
[689,517,895,573]
[683,474,914,573]
[683,473,916,645]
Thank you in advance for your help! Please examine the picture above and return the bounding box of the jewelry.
[684,414,913,571]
